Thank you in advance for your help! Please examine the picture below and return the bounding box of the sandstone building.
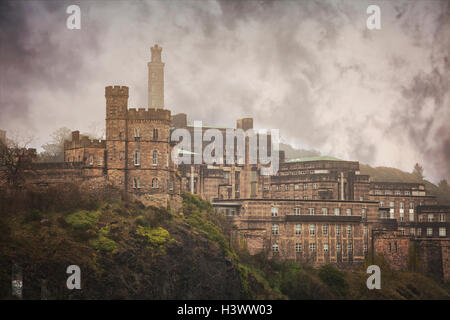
[1,45,448,280]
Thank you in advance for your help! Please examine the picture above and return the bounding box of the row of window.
[272,242,364,253]
[277,169,331,176]
[272,223,366,236]
[271,206,366,217]
[380,201,420,208]
[273,183,320,192]
[133,128,159,140]
[374,190,414,196]
[398,227,447,237]
[134,150,169,167]
[132,177,174,190]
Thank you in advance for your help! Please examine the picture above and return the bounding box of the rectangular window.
[336,243,341,252]
[309,224,315,236]
[361,209,366,218]
[272,224,279,235]
[409,212,414,221]
[347,225,352,236]
[323,224,328,235]
[439,214,445,222]
[410,228,415,236]
[134,150,140,166]
[417,228,422,236]
[294,184,299,190]
[336,225,341,235]
[427,214,433,222]
[348,243,353,252]
[295,224,302,235]
[308,208,314,216]
[400,227,405,236]
[334,208,340,216]
[271,207,278,217]
[427,228,433,236]
[390,201,394,208]
[439,228,446,237]
[272,244,279,252]
[323,243,329,252]
[400,202,404,209]
[310,243,316,252]
[89,155,94,165]
[313,183,317,189]
[346,208,352,216]
[303,183,308,190]
[321,208,328,216]
[294,207,301,215]
[399,211,404,222]
[285,184,290,191]
[296,243,302,252]
[405,191,410,195]
[364,226,367,235]
[303,196,308,200]
[364,244,368,252]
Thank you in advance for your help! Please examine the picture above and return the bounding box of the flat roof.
[285,156,348,163]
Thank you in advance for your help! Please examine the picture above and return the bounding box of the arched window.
[134,150,140,166]
[152,150,158,166]
[152,178,159,188]
[153,128,158,140]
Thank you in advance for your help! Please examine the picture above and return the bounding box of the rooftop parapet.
[127,107,171,121]
[64,135,106,149]
[105,85,129,97]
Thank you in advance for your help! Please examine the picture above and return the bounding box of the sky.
[0,0,449,183]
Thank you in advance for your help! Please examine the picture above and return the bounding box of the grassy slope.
[0,192,448,299]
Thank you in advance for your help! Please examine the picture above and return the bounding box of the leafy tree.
[438,179,449,193]
[412,163,424,180]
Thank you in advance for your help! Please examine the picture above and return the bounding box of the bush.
[90,235,118,254]
[24,209,43,223]
[318,264,349,298]
[136,226,172,250]
[65,210,101,231]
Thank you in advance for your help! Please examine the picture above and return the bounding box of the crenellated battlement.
[105,85,129,97]
[127,107,171,121]
[64,134,106,150]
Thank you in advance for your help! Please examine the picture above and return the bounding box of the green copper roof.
[286,156,344,163]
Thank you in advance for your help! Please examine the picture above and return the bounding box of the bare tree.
[38,127,72,162]
[0,134,35,188]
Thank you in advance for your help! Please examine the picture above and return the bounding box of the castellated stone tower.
[148,44,164,109]
[105,85,129,190]
[103,47,181,207]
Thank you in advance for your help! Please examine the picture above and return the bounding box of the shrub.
[65,210,101,231]
[318,264,349,298]
[90,235,118,254]
[136,226,172,250]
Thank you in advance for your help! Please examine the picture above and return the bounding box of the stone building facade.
[1,45,448,277]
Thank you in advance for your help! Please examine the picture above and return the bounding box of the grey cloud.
[0,0,449,183]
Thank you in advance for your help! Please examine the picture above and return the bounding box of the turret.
[105,85,129,120]
[148,44,165,109]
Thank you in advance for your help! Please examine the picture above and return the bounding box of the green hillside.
[0,187,449,299]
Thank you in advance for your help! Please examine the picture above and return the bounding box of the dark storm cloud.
[0,0,449,183]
